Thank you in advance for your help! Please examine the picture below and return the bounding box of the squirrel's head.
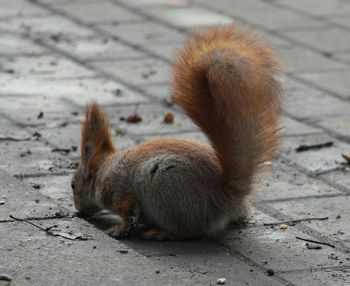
[71,102,115,216]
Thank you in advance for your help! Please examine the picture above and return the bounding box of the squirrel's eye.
[71,181,76,190]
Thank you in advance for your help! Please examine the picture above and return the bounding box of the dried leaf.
[164,112,174,124]
[341,154,350,165]
[126,114,142,124]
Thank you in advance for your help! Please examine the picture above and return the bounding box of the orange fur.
[81,103,115,173]
[125,138,220,170]
[171,25,283,194]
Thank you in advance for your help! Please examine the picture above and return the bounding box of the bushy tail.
[171,25,283,194]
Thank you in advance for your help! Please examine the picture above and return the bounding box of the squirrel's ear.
[81,102,115,173]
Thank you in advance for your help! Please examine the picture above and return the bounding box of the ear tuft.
[81,102,115,171]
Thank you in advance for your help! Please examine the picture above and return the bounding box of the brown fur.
[72,24,283,240]
[172,25,282,194]
[81,103,115,173]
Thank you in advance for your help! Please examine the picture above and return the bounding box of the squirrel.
[71,24,283,240]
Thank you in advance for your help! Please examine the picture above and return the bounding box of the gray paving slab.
[282,27,350,53]
[52,1,141,24]
[0,170,64,221]
[276,0,350,17]
[98,21,186,46]
[92,58,170,85]
[1,0,350,285]
[281,134,350,176]
[269,195,350,243]
[0,0,48,18]
[293,70,350,100]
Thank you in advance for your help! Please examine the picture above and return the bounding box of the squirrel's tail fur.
[171,25,283,195]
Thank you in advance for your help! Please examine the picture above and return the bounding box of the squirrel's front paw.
[105,225,131,239]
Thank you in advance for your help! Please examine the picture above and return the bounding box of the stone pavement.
[0,0,350,285]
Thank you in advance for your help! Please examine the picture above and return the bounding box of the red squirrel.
[71,25,283,240]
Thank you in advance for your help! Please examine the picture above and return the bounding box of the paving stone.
[253,28,293,48]
[0,116,33,141]
[282,27,350,53]
[315,114,350,141]
[98,21,186,46]
[0,95,77,126]
[321,170,350,196]
[281,117,323,137]
[293,70,350,100]
[53,1,141,24]
[92,58,170,85]
[137,83,172,102]
[0,218,285,286]
[104,103,198,136]
[23,174,75,213]
[0,170,64,221]
[284,81,350,118]
[276,0,350,17]
[142,6,233,29]
[50,36,145,62]
[277,45,347,73]
[114,0,189,8]
[0,76,148,106]
[269,195,350,243]
[328,16,350,29]
[0,15,95,40]
[0,140,71,176]
[141,41,181,61]
[256,161,342,202]
[0,0,48,18]
[193,0,325,30]
[280,267,350,286]
[221,224,349,272]
[0,33,47,56]
[0,54,94,79]
[40,0,110,4]
[333,51,350,63]
[281,134,350,175]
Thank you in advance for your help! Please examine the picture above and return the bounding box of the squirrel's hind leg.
[142,228,173,240]
[105,194,140,239]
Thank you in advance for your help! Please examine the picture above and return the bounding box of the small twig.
[0,136,32,142]
[264,216,329,226]
[10,215,88,241]
[9,215,53,234]
[295,236,335,248]
[52,148,71,154]
[295,141,333,152]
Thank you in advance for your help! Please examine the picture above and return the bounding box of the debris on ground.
[279,223,288,230]
[295,236,335,248]
[266,269,275,276]
[264,216,329,226]
[216,277,226,284]
[164,112,174,124]
[0,274,12,281]
[306,243,323,250]
[126,113,142,123]
[295,141,333,152]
